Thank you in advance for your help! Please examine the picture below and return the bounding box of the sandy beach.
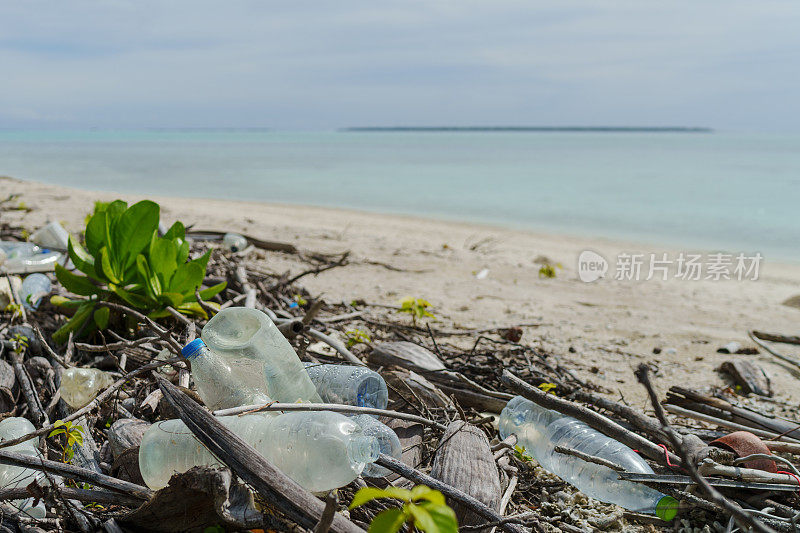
[4,175,800,406]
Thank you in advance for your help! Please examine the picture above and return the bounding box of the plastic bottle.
[59,368,115,409]
[138,411,379,492]
[30,222,70,251]
[303,363,389,410]
[201,307,321,403]
[182,339,272,410]
[0,417,47,518]
[0,242,62,274]
[499,396,678,521]
[222,233,248,252]
[19,273,51,310]
[350,415,401,477]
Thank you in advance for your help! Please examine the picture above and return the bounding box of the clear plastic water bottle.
[182,339,272,410]
[201,307,321,403]
[499,396,678,521]
[303,363,389,409]
[350,415,401,477]
[59,368,115,409]
[0,417,47,518]
[138,412,379,492]
[30,222,70,251]
[222,233,248,252]
[0,242,62,274]
[20,273,51,310]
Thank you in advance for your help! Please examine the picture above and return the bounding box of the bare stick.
[0,450,151,500]
[96,301,182,354]
[313,491,338,533]
[634,363,775,533]
[32,323,70,367]
[664,404,800,443]
[213,402,446,430]
[306,328,364,366]
[554,445,625,472]
[749,331,800,370]
[0,487,142,507]
[75,336,160,353]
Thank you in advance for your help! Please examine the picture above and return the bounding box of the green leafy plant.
[513,445,532,462]
[538,263,563,279]
[349,485,457,533]
[345,329,371,348]
[398,297,435,325]
[48,420,85,463]
[52,200,226,342]
[10,333,28,355]
[537,382,557,394]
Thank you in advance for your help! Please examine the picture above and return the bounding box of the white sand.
[4,176,800,406]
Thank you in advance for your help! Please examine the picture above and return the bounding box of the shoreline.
[4,175,800,404]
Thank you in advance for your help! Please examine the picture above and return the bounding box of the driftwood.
[751,331,800,346]
[119,467,279,533]
[186,229,298,253]
[431,421,502,532]
[436,383,507,413]
[719,360,772,396]
[385,370,454,410]
[370,341,448,372]
[108,418,151,458]
[156,375,365,533]
[0,358,17,413]
[386,418,424,478]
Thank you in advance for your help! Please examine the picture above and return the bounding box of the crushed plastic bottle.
[139,411,379,492]
[350,414,401,477]
[182,339,272,410]
[0,417,47,518]
[0,242,61,274]
[19,273,51,310]
[222,233,248,252]
[30,222,70,251]
[59,368,115,409]
[201,307,321,403]
[499,396,678,521]
[303,363,389,410]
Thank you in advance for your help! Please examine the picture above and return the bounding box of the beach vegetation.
[349,485,457,533]
[48,420,85,463]
[51,199,225,343]
[538,262,563,279]
[398,297,435,324]
[345,328,371,347]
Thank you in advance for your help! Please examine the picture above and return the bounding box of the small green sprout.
[538,263,563,279]
[350,485,457,533]
[48,420,85,463]
[537,382,557,394]
[293,294,308,307]
[513,445,533,462]
[345,329,371,348]
[398,297,435,325]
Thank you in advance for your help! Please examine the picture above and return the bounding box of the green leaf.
[85,211,108,257]
[48,428,66,438]
[50,296,88,310]
[191,249,211,272]
[99,247,120,284]
[350,487,412,509]
[55,264,100,297]
[136,254,161,300]
[109,284,150,309]
[197,281,226,301]
[52,301,96,344]
[93,306,110,330]
[410,486,445,506]
[368,508,407,533]
[169,262,204,295]
[164,221,185,240]
[114,200,160,269]
[416,502,458,533]
[158,292,184,308]
[176,239,190,265]
[149,236,178,286]
[67,236,95,277]
[177,301,213,319]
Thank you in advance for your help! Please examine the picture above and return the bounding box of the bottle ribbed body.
[500,396,677,519]
[139,412,378,493]
[59,368,114,409]
[201,308,321,403]
[303,363,388,409]
[20,273,51,310]
[0,417,46,518]
[186,343,271,410]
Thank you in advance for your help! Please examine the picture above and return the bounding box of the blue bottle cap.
[181,338,206,359]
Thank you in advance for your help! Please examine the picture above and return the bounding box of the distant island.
[343,126,713,133]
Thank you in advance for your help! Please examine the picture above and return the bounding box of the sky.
[1,1,799,131]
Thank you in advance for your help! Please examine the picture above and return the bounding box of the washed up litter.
[222,232,248,252]
[59,367,115,409]
[19,273,51,310]
[0,241,62,274]
[29,221,70,251]
[139,411,379,492]
[303,362,389,409]
[0,417,47,518]
[499,395,678,521]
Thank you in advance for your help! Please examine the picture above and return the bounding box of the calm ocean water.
[0,130,798,260]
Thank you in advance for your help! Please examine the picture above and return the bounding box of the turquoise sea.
[0,130,798,260]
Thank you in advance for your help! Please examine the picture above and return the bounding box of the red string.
[777,470,800,491]
[658,444,677,467]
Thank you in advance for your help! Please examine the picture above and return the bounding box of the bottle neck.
[346,435,380,466]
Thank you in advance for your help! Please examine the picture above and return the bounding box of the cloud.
[1,1,798,130]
